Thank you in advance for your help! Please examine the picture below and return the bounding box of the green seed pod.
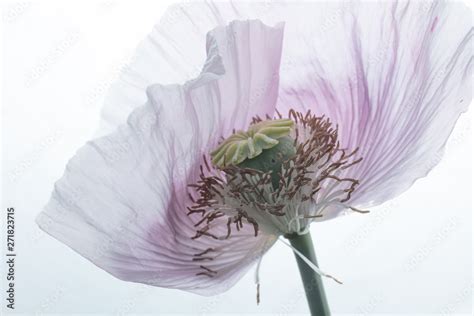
[210,119,294,167]
[238,136,296,188]
[210,119,296,189]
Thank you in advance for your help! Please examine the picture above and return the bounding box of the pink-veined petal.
[274,1,473,211]
[37,20,283,295]
[168,1,473,215]
[165,2,472,217]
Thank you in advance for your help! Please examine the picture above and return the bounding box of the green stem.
[287,232,330,316]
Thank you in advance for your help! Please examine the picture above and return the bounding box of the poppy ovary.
[210,118,296,189]
[237,136,296,189]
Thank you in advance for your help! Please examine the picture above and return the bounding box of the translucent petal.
[151,2,472,217]
[37,20,283,295]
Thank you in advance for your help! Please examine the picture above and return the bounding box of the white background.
[1,1,472,315]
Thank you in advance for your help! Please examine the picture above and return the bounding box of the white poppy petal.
[38,20,283,295]
[100,11,284,136]
[170,2,472,214]
[274,2,473,209]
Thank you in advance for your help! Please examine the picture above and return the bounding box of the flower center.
[187,110,365,242]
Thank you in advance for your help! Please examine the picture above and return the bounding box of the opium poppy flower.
[37,1,472,314]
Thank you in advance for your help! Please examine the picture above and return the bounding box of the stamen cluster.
[187,110,363,276]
